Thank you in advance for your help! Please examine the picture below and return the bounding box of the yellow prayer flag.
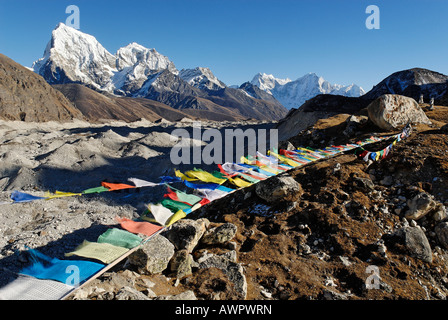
[165,210,186,226]
[175,170,199,182]
[228,177,252,188]
[45,191,82,200]
[65,240,129,264]
[184,170,227,185]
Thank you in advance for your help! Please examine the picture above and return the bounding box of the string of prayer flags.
[356,124,412,162]
[65,240,129,264]
[268,150,301,168]
[116,217,163,237]
[177,168,227,185]
[2,128,416,300]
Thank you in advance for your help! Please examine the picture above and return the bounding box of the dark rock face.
[363,68,448,102]
[0,53,83,122]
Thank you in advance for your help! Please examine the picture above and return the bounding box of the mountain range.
[248,72,365,110]
[2,23,448,124]
[30,23,366,121]
[31,23,287,122]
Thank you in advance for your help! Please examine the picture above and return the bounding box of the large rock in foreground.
[397,226,433,263]
[128,234,175,275]
[255,175,302,204]
[367,94,431,130]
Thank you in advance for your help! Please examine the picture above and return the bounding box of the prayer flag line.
[0,126,412,300]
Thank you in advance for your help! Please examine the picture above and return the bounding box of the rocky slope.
[54,104,448,301]
[0,53,83,122]
[52,83,194,122]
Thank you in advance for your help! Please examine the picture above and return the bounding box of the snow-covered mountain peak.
[179,67,226,90]
[250,73,291,93]
[115,42,177,74]
[32,23,180,95]
[32,23,116,89]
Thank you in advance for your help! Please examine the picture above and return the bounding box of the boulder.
[154,290,197,300]
[128,234,175,275]
[163,218,209,252]
[201,223,237,245]
[115,286,151,300]
[352,176,375,191]
[441,124,448,132]
[396,226,433,263]
[343,115,368,137]
[405,192,445,221]
[367,94,431,130]
[169,249,194,278]
[435,222,448,250]
[197,251,247,299]
[255,174,302,203]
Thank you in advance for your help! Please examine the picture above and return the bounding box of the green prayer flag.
[82,186,109,194]
[175,190,202,206]
[97,228,142,249]
[161,199,192,213]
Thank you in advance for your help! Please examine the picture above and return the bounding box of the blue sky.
[0,0,447,91]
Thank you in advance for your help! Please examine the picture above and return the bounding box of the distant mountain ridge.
[32,23,288,121]
[246,72,365,109]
